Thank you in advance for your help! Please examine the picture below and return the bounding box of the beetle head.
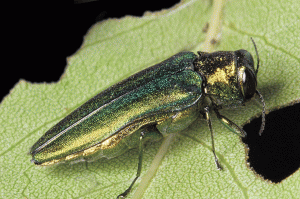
[194,38,265,135]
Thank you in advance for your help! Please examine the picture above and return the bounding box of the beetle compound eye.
[242,71,246,84]
[243,69,256,100]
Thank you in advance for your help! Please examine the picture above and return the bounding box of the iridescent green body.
[30,40,265,198]
[30,52,202,165]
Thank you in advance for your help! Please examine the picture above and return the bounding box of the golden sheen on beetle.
[30,38,266,198]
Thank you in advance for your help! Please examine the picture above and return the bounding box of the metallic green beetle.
[30,39,266,198]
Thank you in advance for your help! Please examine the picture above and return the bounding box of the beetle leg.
[117,126,162,198]
[214,108,247,137]
[204,107,223,170]
[117,132,144,198]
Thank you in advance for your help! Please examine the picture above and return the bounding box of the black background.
[3,0,299,184]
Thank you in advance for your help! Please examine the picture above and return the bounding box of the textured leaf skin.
[0,0,299,198]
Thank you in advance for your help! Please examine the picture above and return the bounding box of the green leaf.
[1,0,299,198]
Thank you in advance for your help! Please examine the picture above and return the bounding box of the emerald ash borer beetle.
[30,38,266,198]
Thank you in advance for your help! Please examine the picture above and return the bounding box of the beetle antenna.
[250,37,260,75]
[255,90,266,136]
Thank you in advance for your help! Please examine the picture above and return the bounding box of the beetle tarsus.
[215,158,223,170]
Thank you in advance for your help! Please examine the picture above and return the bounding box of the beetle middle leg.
[204,106,223,170]
[117,126,162,198]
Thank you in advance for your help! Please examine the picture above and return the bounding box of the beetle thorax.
[194,51,244,107]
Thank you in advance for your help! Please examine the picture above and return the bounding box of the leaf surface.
[1,0,299,198]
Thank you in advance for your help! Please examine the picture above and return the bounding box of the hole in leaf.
[243,103,300,183]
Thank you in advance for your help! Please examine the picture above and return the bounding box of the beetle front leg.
[214,108,247,138]
[204,107,223,170]
[117,126,162,199]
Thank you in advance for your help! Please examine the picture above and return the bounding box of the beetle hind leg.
[117,126,162,198]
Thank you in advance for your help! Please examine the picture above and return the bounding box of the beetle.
[30,38,265,198]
